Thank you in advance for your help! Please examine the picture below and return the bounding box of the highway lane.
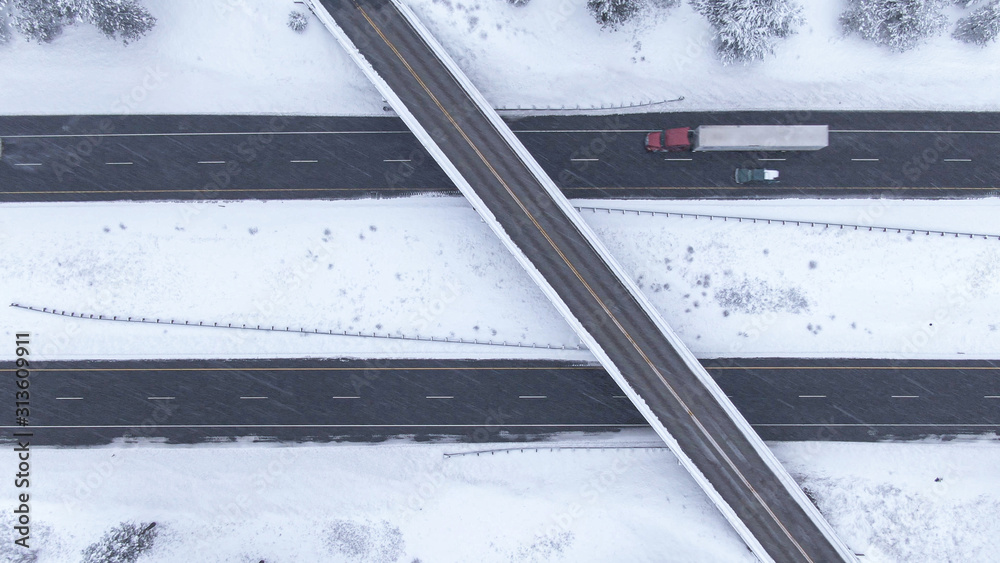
[321,1,850,560]
[2,112,1000,201]
[1,358,996,445]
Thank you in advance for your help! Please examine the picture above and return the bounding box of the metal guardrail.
[494,96,685,112]
[576,205,1000,241]
[8,303,586,351]
[443,444,669,458]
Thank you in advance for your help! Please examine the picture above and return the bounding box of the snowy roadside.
[1,434,997,562]
[1,0,999,116]
[2,196,999,361]
[407,0,1000,112]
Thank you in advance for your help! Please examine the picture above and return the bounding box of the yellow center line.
[23,366,594,373]
[352,3,812,560]
[708,365,999,370]
[0,187,428,195]
[16,365,984,372]
[3,186,992,197]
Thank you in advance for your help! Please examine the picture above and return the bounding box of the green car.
[735,168,780,184]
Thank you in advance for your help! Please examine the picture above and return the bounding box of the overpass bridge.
[308,1,856,560]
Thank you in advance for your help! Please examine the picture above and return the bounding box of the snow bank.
[2,434,998,562]
[0,197,582,360]
[2,197,1000,360]
[773,439,1000,562]
[0,0,383,115]
[408,0,1000,112]
[1,0,999,115]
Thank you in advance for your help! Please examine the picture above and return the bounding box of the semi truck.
[645,125,829,152]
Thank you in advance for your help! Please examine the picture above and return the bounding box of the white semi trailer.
[646,125,829,152]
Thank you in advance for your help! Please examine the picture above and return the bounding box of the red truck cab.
[645,127,691,152]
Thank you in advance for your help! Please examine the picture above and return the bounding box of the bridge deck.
[311,1,855,560]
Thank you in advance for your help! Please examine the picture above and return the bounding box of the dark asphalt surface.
[324,1,849,560]
[2,113,999,201]
[2,358,996,446]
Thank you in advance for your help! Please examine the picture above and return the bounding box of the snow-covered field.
[1,0,999,115]
[3,1,999,560]
[1,435,998,562]
[3,197,999,360]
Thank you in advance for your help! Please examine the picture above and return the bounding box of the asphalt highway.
[321,1,850,560]
[2,113,999,201]
[1,358,995,446]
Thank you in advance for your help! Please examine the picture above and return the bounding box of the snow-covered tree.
[0,0,12,43]
[587,0,641,30]
[80,0,155,44]
[840,0,948,52]
[288,10,307,33]
[690,0,804,65]
[11,0,75,42]
[81,521,158,563]
[9,0,154,44]
[953,0,1000,45]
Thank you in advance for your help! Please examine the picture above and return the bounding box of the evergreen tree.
[0,0,11,43]
[953,0,1000,45]
[690,0,804,65]
[841,0,948,52]
[12,0,75,42]
[288,10,308,33]
[81,521,158,563]
[8,0,154,44]
[80,0,155,45]
[587,0,641,31]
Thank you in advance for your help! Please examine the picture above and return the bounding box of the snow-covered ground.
[1,0,999,115]
[3,2,999,560]
[1,434,998,562]
[3,197,999,360]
